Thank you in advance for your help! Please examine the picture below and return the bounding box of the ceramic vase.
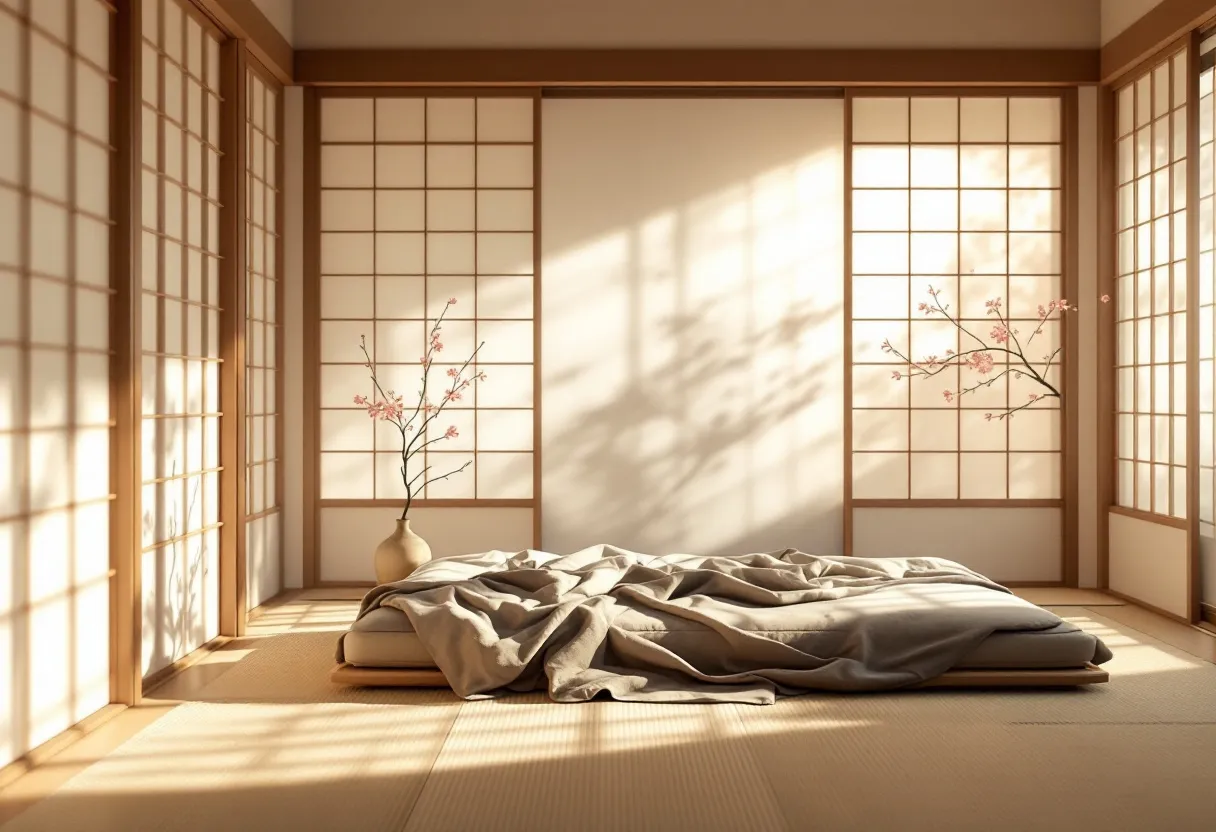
[373,518,432,584]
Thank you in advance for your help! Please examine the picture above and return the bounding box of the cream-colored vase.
[373,519,432,584]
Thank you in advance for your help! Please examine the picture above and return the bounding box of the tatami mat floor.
[2,590,1215,831]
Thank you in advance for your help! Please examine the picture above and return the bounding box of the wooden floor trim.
[0,704,127,793]
[141,636,233,697]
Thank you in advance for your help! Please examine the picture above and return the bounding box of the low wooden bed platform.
[330,663,1110,690]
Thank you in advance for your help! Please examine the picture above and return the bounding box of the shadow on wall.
[541,98,845,556]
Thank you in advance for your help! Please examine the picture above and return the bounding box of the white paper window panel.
[477,191,533,231]
[139,525,220,676]
[426,145,475,188]
[321,98,373,143]
[1108,512,1190,618]
[477,275,534,319]
[30,200,68,278]
[320,452,373,499]
[424,276,475,315]
[473,144,530,189]
[477,320,534,363]
[321,409,373,452]
[418,451,474,498]
[373,145,425,188]
[321,145,374,188]
[374,275,426,318]
[320,274,374,319]
[375,98,424,142]
[853,507,1062,583]
[318,507,534,582]
[30,116,69,201]
[427,232,475,274]
[320,232,373,274]
[375,320,426,359]
[426,318,472,357]
[30,32,68,121]
[246,513,282,609]
[427,190,474,231]
[477,233,533,275]
[477,98,533,143]
[478,410,533,451]
[375,190,426,231]
[427,98,475,142]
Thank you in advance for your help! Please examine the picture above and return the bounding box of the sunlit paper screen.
[138,0,224,676]
[317,96,536,502]
[245,66,282,608]
[0,0,114,764]
[850,95,1064,500]
[1114,50,1189,518]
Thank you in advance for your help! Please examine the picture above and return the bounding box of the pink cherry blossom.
[967,352,995,375]
[448,297,458,304]
[891,371,902,380]
[1101,294,1111,303]
[943,390,955,403]
[447,367,459,377]
[353,394,367,405]
[990,324,1009,344]
[445,425,459,439]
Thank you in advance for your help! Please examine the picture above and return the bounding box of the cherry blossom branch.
[352,297,485,520]
[888,288,1109,419]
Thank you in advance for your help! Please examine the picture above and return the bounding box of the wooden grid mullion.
[420,98,427,498]
[372,93,380,498]
[1168,54,1176,518]
[1004,98,1012,499]
[956,97,963,500]
[11,0,33,758]
[473,98,479,499]
[65,0,82,719]
[905,100,912,498]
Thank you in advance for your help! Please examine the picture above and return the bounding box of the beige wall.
[293,0,1100,49]
[1101,0,1166,44]
[251,0,293,44]
[540,98,845,557]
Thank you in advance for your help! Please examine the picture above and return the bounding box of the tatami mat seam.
[729,703,794,832]
[400,699,467,830]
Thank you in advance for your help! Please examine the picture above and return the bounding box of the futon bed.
[332,546,1112,704]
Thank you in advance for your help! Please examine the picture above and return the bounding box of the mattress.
[343,603,1112,672]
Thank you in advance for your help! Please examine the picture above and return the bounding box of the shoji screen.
[848,92,1068,582]
[245,62,282,609]
[0,0,113,765]
[1109,47,1195,620]
[1198,38,1216,620]
[139,0,224,674]
[311,92,535,583]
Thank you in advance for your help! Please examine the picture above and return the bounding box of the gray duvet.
[335,545,1105,704]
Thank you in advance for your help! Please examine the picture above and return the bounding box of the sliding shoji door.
[138,0,224,675]
[244,60,282,609]
[0,0,114,766]
[1109,45,1197,621]
[1197,36,1216,622]
[308,91,537,584]
[848,91,1072,583]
